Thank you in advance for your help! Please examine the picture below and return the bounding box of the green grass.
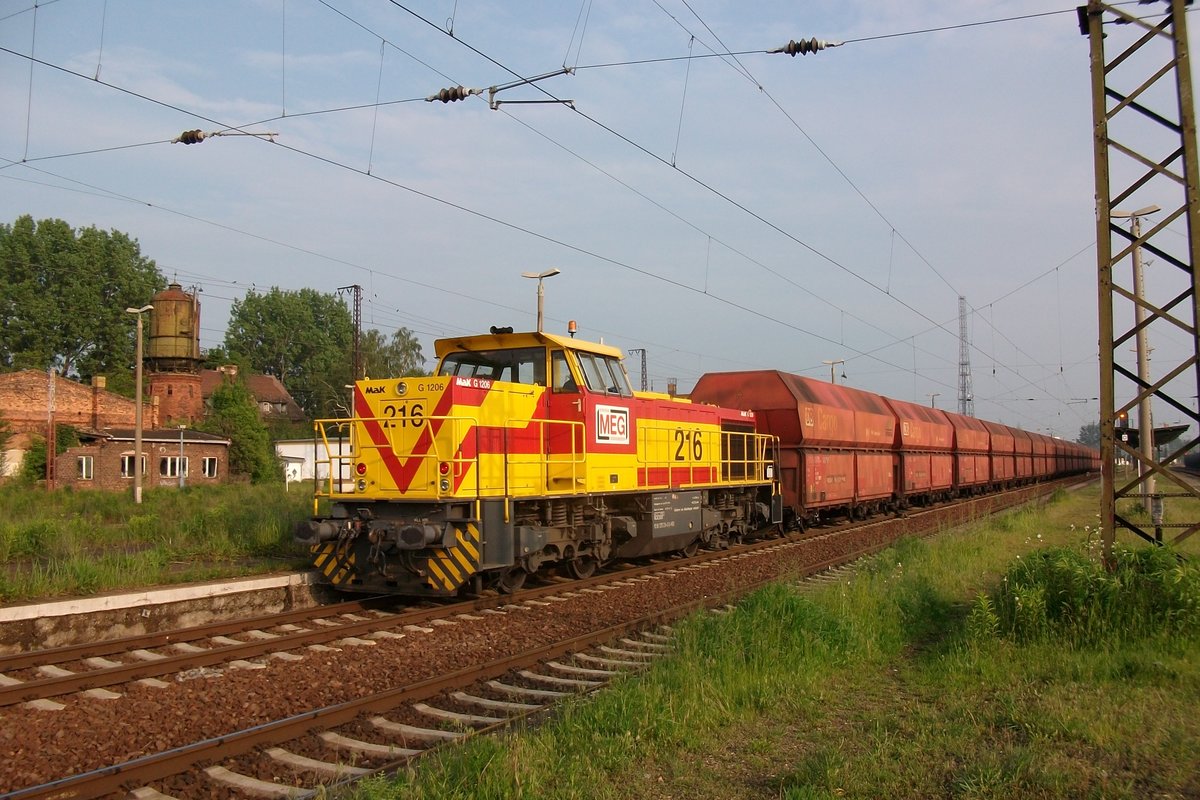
[350,482,1200,800]
[0,482,313,602]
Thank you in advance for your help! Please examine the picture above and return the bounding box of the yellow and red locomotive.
[297,328,781,596]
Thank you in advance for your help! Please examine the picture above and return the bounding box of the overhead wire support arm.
[425,68,574,110]
[768,38,843,57]
[487,67,574,110]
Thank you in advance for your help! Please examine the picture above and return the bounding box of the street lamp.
[178,424,186,489]
[1112,203,1161,529]
[521,268,560,333]
[126,304,153,504]
[821,359,845,384]
[928,392,941,408]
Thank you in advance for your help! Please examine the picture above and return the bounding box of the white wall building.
[274,436,352,490]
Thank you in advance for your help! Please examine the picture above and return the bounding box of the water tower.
[146,283,204,424]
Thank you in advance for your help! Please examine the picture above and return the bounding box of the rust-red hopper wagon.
[941,409,991,493]
[690,371,896,525]
[881,398,954,504]
[981,421,1016,487]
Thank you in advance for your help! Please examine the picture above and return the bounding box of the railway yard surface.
[3,478,1197,799]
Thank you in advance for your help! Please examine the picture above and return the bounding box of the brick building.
[0,370,157,434]
[200,368,306,423]
[55,428,231,491]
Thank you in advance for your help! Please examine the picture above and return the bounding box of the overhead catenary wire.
[1,159,785,378]
[0,29,1037,406]
[0,1,1096,401]
[382,0,1056,394]
[182,4,974,378]
[0,3,1108,422]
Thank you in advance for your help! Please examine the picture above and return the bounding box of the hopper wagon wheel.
[564,555,598,580]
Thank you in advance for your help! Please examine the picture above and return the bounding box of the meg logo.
[595,405,630,445]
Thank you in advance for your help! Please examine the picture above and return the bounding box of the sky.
[1,0,1195,440]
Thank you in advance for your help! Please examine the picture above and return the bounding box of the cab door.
[544,349,586,491]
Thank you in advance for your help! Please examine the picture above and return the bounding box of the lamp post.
[928,392,941,408]
[1112,203,1161,531]
[126,305,153,504]
[821,359,845,384]
[178,425,186,489]
[521,268,560,333]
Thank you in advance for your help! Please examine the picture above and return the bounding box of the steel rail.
[0,596,392,671]
[0,481,1068,707]
[1,479,1070,800]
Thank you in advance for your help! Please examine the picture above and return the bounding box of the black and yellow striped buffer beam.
[425,522,482,593]
[312,541,356,586]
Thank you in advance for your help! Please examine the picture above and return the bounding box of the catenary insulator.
[427,85,473,103]
[770,38,843,57]
[174,129,206,144]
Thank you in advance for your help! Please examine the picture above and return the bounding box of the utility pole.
[957,296,974,417]
[45,368,55,489]
[628,349,648,391]
[337,284,362,381]
[126,305,153,504]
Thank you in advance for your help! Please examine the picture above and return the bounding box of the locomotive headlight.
[356,479,367,492]
[439,478,450,491]
[396,381,408,396]
[356,462,367,476]
[439,462,450,475]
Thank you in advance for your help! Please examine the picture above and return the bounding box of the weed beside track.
[354,482,1200,800]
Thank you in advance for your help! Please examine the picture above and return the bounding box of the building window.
[77,455,93,480]
[202,457,218,478]
[160,456,188,478]
[120,454,147,478]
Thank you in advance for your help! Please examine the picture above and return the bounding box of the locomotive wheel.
[495,567,527,594]
[681,538,700,558]
[565,556,597,580]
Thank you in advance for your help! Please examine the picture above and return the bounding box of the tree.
[224,288,353,419]
[1078,422,1100,449]
[17,424,80,484]
[0,216,164,383]
[198,379,279,483]
[361,327,426,378]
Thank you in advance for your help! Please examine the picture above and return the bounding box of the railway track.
[0,480,1072,799]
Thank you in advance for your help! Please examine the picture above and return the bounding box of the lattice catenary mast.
[957,296,974,417]
[338,284,363,381]
[1080,0,1200,561]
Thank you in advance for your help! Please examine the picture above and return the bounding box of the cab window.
[439,347,546,385]
[576,352,632,396]
[551,350,577,392]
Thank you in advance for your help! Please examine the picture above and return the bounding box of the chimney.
[91,375,106,428]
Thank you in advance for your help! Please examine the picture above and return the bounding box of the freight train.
[296,326,1098,596]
